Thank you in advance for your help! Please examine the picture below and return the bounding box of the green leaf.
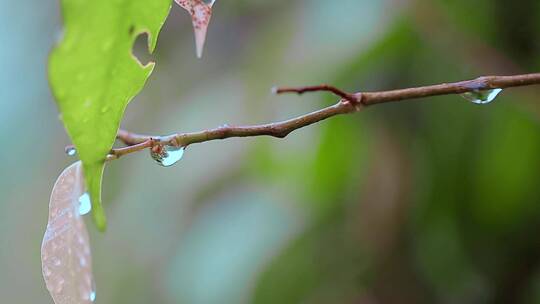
[49,0,172,230]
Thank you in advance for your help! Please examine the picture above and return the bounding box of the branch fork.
[273,84,364,108]
[63,73,540,161]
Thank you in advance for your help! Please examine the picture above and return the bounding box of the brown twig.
[108,139,155,160]
[272,84,362,104]
[111,73,540,159]
[115,100,359,148]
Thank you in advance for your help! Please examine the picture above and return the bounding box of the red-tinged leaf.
[175,0,216,58]
[41,162,96,304]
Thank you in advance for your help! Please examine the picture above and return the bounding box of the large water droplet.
[78,193,92,215]
[461,88,503,105]
[65,146,77,156]
[150,145,185,167]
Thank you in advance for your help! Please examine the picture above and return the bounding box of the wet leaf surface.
[42,162,96,304]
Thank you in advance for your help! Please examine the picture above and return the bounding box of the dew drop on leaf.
[88,279,96,302]
[150,145,185,167]
[175,0,216,58]
[41,161,96,304]
[78,193,92,216]
[461,88,503,105]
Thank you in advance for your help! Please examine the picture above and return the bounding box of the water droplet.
[78,193,92,215]
[461,88,503,105]
[150,145,185,167]
[90,279,97,302]
[65,146,77,156]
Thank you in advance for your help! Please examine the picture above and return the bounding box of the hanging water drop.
[461,88,503,105]
[89,279,96,302]
[65,146,77,157]
[150,145,185,167]
[78,193,92,215]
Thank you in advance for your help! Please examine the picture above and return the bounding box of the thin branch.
[112,73,540,158]
[108,139,155,160]
[360,74,540,105]
[114,100,359,148]
[272,84,362,104]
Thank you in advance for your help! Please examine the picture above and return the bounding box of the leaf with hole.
[41,162,96,304]
[49,0,172,230]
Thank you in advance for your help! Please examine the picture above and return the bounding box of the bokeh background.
[2,0,540,303]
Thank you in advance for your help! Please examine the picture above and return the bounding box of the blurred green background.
[2,0,540,303]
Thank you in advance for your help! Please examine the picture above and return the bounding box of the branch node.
[273,84,360,105]
[106,73,540,161]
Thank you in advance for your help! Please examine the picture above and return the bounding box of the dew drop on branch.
[175,0,216,58]
[461,88,503,105]
[150,145,185,167]
[41,161,96,304]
